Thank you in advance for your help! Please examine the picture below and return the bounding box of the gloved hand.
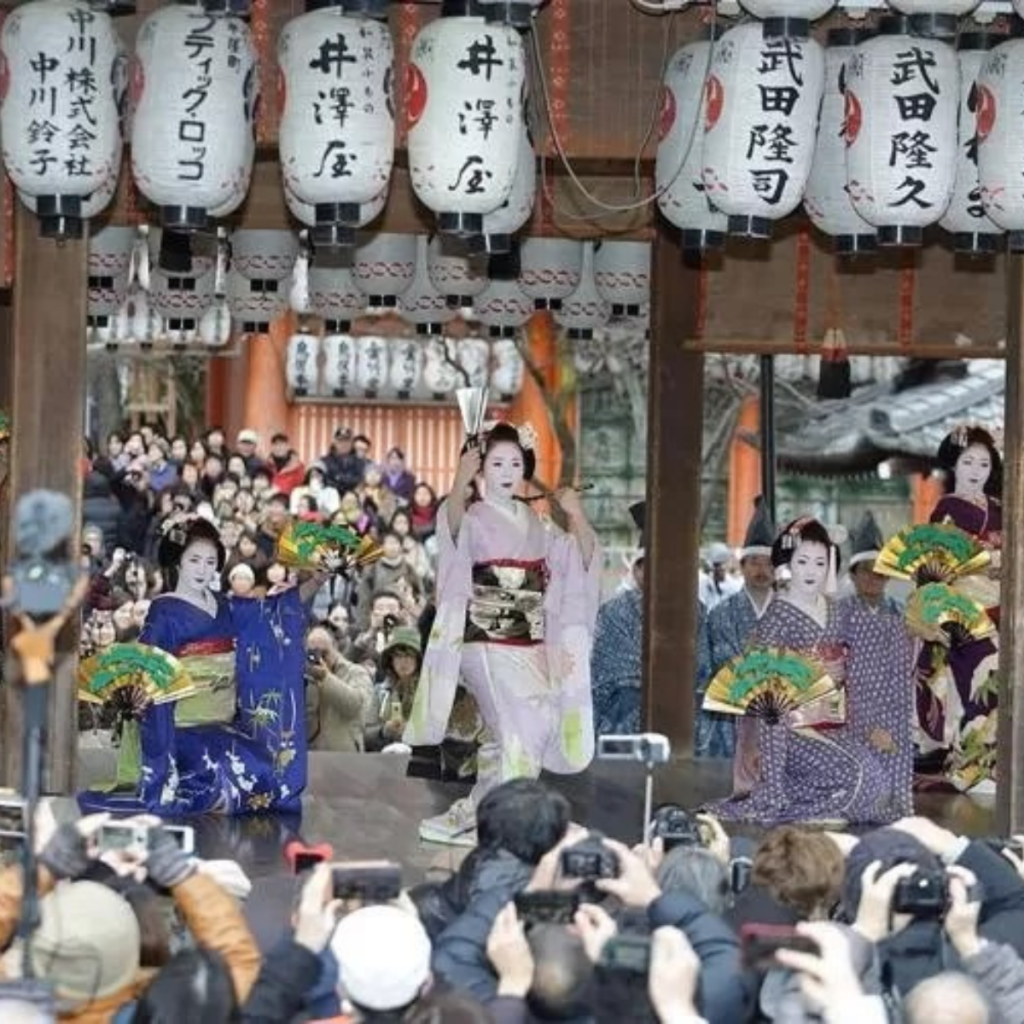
[39,822,90,880]
[145,828,197,889]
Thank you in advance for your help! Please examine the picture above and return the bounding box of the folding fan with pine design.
[874,523,990,585]
[78,643,196,718]
[702,647,838,725]
[276,521,383,575]
[905,582,996,647]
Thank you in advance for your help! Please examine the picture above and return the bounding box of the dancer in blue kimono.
[80,515,319,816]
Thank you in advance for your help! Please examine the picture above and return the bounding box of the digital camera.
[892,869,949,917]
[560,833,620,881]
[98,822,195,857]
[648,804,703,851]
[514,890,580,927]
[331,860,402,901]
[600,933,651,974]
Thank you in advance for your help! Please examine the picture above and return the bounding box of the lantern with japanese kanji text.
[387,336,425,399]
[702,24,825,239]
[406,13,525,236]
[468,121,535,255]
[554,241,611,341]
[803,29,876,255]
[286,182,388,250]
[517,237,582,310]
[355,334,389,397]
[286,331,321,397]
[131,5,256,230]
[322,333,358,397]
[844,29,958,247]
[656,34,727,253]
[939,32,1004,255]
[977,39,1024,251]
[278,8,394,248]
[0,0,124,239]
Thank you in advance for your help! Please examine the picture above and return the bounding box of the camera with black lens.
[560,832,620,881]
[892,869,949,917]
[648,804,703,852]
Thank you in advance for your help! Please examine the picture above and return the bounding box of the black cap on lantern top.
[878,225,923,248]
[567,328,593,341]
[483,2,538,28]
[161,205,209,232]
[315,202,362,229]
[324,318,353,332]
[825,28,865,47]
[835,233,878,257]
[416,322,445,336]
[762,17,810,40]
[466,233,512,257]
[490,325,517,338]
[445,294,475,309]
[441,0,487,17]
[958,31,1005,52]
[953,232,1001,256]
[367,295,398,308]
[727,215,772,241]
[906,13,959,40]
[90,1,137,14]
[438,212,484,237]
[311,223,357,251]
[36,195,84,241]
[158,230,193,273]
[200,0,252,15]
[681,228,726,254]
[877,15,913,36]
[307,0,390,18]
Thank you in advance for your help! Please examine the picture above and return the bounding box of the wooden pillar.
[643,227,704,755]
[3,205,87,794]
[998,254,1024,833]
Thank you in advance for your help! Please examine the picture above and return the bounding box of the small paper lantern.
[845,30,958,246]
[355,334,389,397]
[198,299,232,348]
[406,13,525,235]
[227,266,289,333]
[231,229,300,284]
[554,240,611,341]
[738,0,835,39]
[88,226,135,341]
[286,331,321,397]
[387,337,425,399]
[150,264,215,346]
[310,264,364,330]
[353,231,416,308]
[475,275,533,336]
[278,8,394,245]
[322,333,358,397]
[479,0,543,29]
[1,0,124,238]
[400,235,454,334]
[490,336,524,401]
[427,235,489,310]
[703,24,825,238]
[518,237,583,310]
[469,121,536,255]
[887,0,981,41]
[593,240,650,317]
[131,5,256,229]
[803,29,877,255]
[423,336,462,398]
[458,334,491,387]
[286,183,388,249]
[939,32,1004,255]
[656,34,728,253]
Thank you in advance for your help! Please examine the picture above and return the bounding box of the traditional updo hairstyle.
[772,517,840,592]
[461,422,536,504]
[936,425,1003,498]
[157,515,226,590]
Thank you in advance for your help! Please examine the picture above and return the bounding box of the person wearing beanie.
[708,517,891,827]
[836,511,916,820]
[701,497,777,771]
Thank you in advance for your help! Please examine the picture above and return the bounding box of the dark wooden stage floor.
[73,751,999,950]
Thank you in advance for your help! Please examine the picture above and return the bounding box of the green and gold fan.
[703,647,838,725]
[906,582,995,647]
[874,523,990,585]
[276,521,383,575]
[78,643,196,718]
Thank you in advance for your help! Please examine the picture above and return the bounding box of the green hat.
[383,626,422,658]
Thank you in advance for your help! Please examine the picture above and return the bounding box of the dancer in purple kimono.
[711,518,890,826]
[80,516,315,816]
[836,511,916,819]
[916,426,1002,793]
[405,422,600,845]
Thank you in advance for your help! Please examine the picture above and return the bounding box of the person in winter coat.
[82,470,122,557]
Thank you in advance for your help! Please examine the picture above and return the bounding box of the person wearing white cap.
[835,510,916,817]
[698,542,742,612]
[700,498,776,773]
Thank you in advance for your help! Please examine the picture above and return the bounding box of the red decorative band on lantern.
[175,638,236,660]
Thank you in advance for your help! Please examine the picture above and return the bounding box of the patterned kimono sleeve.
[696,603,712,696]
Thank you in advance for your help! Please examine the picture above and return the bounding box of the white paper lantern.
[656,35,728,253]
[227,266,289,333]
[286,331,321,396]
[738,0,835,38]
[131,5,256,229]
[427,235,489,309]
[887,0,981,41]
[353,231,416,308]
[458,335,491,387]
[199,299,232,348]
[803,29,877,255]
[88,226,135,340]
[978,39,1024,251]
[490,337,524,401]
[845,31,958,246]
[478,0,544,29]
[703,24,825,238]
[285,181,389,248]
[149,265,215,346]
[518,237,582,310]
[470,121,536,255]
[406,14,525,235]
[939,34,1003,255]
[322,333,358,397]
[422,336,462,398]
[555,241,611,340]
[593,240,650,316]
[355,334,389,396]
[231,230,300,284]
[388,337,425,399]
[475,276,533,336]
[310,265,364,329]
[278,8,394,245]
[400,235,454,332]
[1,1,123,238]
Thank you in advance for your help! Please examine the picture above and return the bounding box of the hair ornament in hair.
[160,510,198,547]
[781,516,814,550]
[516,422,538,452]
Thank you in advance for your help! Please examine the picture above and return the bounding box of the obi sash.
[173,637,238,728]
[465,558,547,646]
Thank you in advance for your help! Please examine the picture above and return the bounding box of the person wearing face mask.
[80,514,326,816]
[916,425,1003,795]
[709,517,891,827]
[404,421,600,846]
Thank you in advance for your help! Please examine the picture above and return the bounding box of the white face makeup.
[178,539,219,594]
[482,440,525,505]
[787,539,830,602]
[954,444,992,496]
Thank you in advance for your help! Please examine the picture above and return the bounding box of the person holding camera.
[305,625,374,754]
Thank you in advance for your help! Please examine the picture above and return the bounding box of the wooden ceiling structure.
[2,0,1023,828]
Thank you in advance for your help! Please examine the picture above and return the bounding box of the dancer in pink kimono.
[405,422,600,845]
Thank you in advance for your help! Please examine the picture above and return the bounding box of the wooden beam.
[643,224,703,756]
[3,205,87,795]
[998,253,1024,832]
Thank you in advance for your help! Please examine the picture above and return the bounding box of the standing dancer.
[405,422,600,846]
